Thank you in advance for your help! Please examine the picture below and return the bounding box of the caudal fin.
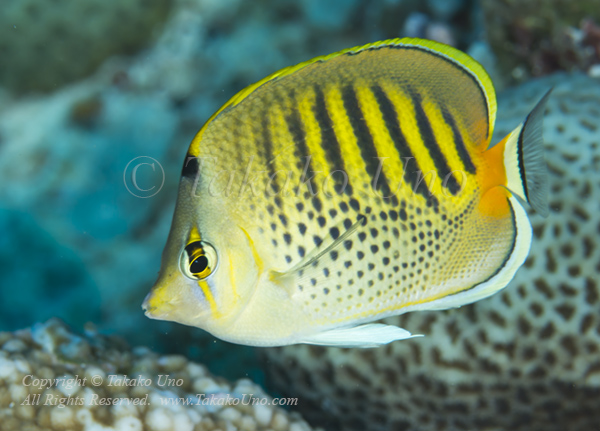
[500,90,551,217]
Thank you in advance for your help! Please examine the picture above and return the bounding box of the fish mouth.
[142,305,165,321]
[142,290,175,321]
[142,292,160,318]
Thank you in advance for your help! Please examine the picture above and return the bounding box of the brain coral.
[262,73,600,431]
[0,0,170,94]
[0,319,317,431]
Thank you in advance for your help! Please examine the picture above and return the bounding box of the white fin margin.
[299,323,422,348]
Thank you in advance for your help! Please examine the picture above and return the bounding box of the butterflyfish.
[143,38,550,348]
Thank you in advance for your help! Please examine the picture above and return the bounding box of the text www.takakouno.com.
[159,393,298,407]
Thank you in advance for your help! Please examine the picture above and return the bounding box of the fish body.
[143,38,549,347]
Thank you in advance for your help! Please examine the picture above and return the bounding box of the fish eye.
[180,241,218,280]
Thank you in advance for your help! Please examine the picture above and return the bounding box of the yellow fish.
[143,38,550,348]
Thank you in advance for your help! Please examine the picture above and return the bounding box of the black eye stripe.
[185,241,204,256]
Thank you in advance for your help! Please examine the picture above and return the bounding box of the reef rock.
[481,0,600,80]
[262,73,600,431]
[0,319,317,431]
[0,0,170,94]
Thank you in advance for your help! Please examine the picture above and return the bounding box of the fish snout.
[141,291,156,314]
[141,289,173,320]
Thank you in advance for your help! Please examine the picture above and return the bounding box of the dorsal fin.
[187,38,497,157]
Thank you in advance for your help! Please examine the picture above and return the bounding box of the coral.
[0,0,170,94]
[261,73,600,431]
[578,18,600,77]
[481,0,600,81]
[0,319,317,431]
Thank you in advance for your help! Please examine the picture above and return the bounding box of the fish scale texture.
[261,73,600,431]
[183,42,517,335]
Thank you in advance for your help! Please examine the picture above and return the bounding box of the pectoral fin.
[271,215,367,296]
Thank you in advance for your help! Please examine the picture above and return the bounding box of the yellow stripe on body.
[187,38,496,160]
[354,83,408,198]
[323,86,373,193]
[421,96,468,171]
[399,39,496,140]
[295,88,331,186]
[264,101,295,191]
[380,83,443,196]
[418,93,476,198]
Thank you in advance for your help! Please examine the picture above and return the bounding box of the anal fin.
[299,323,422,348]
